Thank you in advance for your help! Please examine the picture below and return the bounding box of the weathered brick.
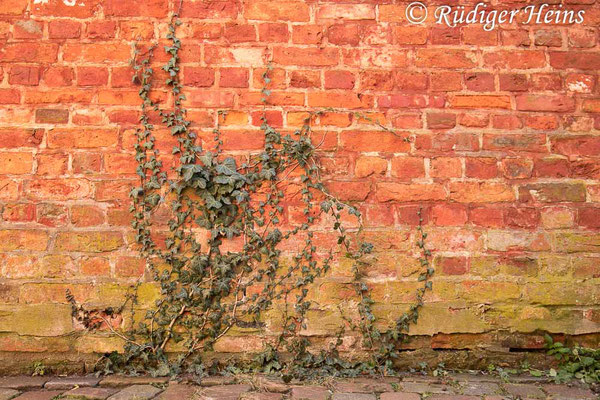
[376,183,446,202]
[519,183,586,203]
[245,1,308,21]
[449,182,515,203]
[47,129,118,148]
[55,232,124,253]
[35,109,68,124]
[0,152,33,174]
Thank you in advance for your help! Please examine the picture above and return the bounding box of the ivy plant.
[87,6,435,378]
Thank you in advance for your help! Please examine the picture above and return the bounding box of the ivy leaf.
[216,158,237,175]
[204,194,222,209]
[182,165,194,182]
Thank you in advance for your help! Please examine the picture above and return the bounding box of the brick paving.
[0,374,596,400]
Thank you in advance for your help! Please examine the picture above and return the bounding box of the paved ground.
[0,373,597,399]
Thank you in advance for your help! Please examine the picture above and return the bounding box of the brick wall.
[0,0,599,368]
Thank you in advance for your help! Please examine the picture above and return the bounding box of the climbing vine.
[88,6,435,378]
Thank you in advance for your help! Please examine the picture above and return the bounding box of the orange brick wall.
[1,0,600,365]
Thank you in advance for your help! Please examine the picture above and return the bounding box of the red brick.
[450,95,511,110]
[116,257,145,277]
[0,89,20,104]
[8,66,40,86]
[378,94,427,109]
[483,134,547,153]
[568,29,596,48]
[572,160,600,179]
[120,21,155,40]
[431,204,468,226]
[85,21,116,40]
[42,67,74,87]
[2,203,35,222]
[501,158,533,179]
[13,20,43,39]
[469,206,505,227]
[182,67,213,88]
[80,257,110,276]
[181,0,239,19]
[531,73,562,91]
[292,25,323,44]
[290,70,320,88]
[360,70,393,91]
[37,153,68,176]
[341,131,410,153]
[427,113,456,129]
[0,43,58,63]
[71,205,105,227]
[516,95,575,112]
[501,30,531,46]
[326,181,370,201]
[250,111,282,128]
[534,29,562,47]
[499,74,529,91]
[391,157,424,180]
[437,256,469,275]
[395,72,428,91]
[466,158,498,179]
[534,157,570,178]
[355,157,387,178]
[324,71,355,90]
[48,129,118,149]
[579,208,600,229]
[0,128,43,148]
[431,157,462,179]
[431,27,460,45]
[391,114,422,129]
[393,26,427,45]
[0,152,32,174]
[317,4,375,20]
[35,109,69,124]
[376,183,446,202]
[327,24,360,46]
[224,24,256,43]
[63,43,130,63]
[430,72,462,91]
[462,26,497,45]
[77,67,108,87]
[565,74,595,93]
[0,0,27,15]
[492,115,522,130]
[309,92,372,109]
[416,49,477,68]
[449,182,515,203]
[458,114,488,128]
[550,51,600,70]
[525,115,558,131]
[258,23,288,42]
[484,51,546,69]
[48,20,81,39]
[219,68,249,88]
[464,73,494,92]
[27,179,92,201]
[244,0,309,21]
[505,207,540,229]
[73,153,101,174]
[104,0,168,17]
[552,136,600,157]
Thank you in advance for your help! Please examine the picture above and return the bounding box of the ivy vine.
[90,6,435,378]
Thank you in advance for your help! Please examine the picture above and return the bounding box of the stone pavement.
[0,373,597,400]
